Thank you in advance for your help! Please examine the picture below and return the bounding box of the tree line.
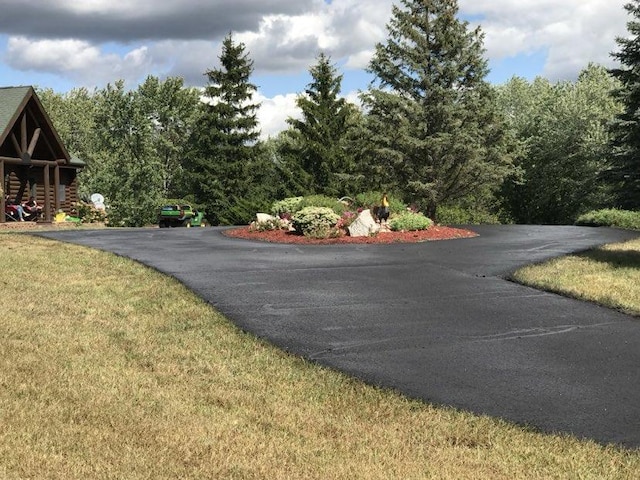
[38,0,639,226]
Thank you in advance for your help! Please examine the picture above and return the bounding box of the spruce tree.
[609,0,640,209]
[363,0,513,218]
[284,53,358,196]
[189,33,261,224]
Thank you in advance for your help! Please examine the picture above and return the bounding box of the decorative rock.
[348,209,380,237]
[256,213,275,223]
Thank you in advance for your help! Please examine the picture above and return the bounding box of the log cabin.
[1,86,84,223]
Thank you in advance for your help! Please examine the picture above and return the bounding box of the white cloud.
[255,92,300,139]
[6,36,153,87]
[0,0,315,42]
[460,0,629,80]
[238,0,393,74]
[255,88,364,140]
[0,0,633,94]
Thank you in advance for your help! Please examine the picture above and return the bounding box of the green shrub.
[389,211,433,232]
[271,197,304,217]
[575,209,640,230]
[250,217,287,232]
[73,201,107,224]
[354,191,407,214]
[292,206,341,238]
[298,195,347,216]
[436,205,500,225]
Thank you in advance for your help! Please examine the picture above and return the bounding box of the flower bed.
[224,225,477,244]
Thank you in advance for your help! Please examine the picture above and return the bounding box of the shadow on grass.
[578,248,640,269]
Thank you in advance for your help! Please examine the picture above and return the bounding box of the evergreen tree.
[363,0,513,219]
[283,53,358,196]
[609,0,640,209]
[189,33,262,224]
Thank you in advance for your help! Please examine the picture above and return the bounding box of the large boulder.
[348,209,380,237]
[256,213,276,223]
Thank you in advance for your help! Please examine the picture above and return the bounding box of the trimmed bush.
[298,195,347,216]
[250,217,287,232]
[575,209,640,230]
[292,206,341,238]
[271,197,303,217]
[73,201,107,224]
[389,211,433,232]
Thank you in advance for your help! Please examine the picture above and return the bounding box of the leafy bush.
[575,209,640,230]
[73,201,107,224]
[336,211,358,230]
[354,191,406,214]
[389,211,433,232]
[292,206,341,238]
[298,195,347,216]
[271,197,304,217]
[250,216,287,232]
[436,205,500,225]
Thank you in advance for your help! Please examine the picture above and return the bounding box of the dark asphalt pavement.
[38,225,640,447]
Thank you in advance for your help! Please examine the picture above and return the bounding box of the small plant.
[575,209,640,230]
[291,206,341,238]
[250,217,287,232]
[73,201,107,224]
[389,211,433,232]
[271,197,303,218]
[336,211,357,230]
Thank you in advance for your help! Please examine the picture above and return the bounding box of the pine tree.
[284,53,358,196]
[609,0,640,209]
[189,33,261,224]
[363,0,513,218]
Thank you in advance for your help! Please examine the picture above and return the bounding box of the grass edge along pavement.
[1,232,639,479]
[511,237,640,317]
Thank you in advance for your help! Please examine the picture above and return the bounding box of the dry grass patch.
[1,232,639,479]
[512,238,640,316]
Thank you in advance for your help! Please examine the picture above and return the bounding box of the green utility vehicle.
[158,205,206,228]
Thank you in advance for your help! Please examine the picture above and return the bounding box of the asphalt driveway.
[38,225,640,447]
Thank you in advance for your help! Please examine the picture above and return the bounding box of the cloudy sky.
[0,0,631,137]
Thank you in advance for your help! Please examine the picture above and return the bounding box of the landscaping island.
[224,224,477,244]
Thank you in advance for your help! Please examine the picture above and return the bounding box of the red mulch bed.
[223,225,477,245]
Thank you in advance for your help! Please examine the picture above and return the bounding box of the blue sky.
[0,0,629,137]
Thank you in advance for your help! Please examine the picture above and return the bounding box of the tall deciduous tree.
[188,33,262,225]
[89,80,164,226]
[363,0,514,218]
[609,0,640,209]
[497,65,621,224]
[136,76,200,198]
[283,53,358,195]
[37,87,97,165]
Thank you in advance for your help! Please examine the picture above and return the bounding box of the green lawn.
[1,232,638,479]
[512,238,640,316]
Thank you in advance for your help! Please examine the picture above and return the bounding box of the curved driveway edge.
[38,225,640,448]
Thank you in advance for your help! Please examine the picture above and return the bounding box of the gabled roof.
[0,86,31,143]
[0,85,71,163]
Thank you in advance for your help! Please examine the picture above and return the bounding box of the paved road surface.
[39,225,640,447]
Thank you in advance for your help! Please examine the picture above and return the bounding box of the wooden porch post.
[44,164,51,223]
[54,165,61,213]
